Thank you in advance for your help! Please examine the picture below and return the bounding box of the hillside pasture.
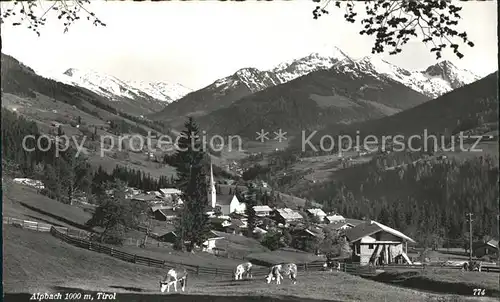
[2,179,273,268]
[246,249,325,266]
[440,141,498,165]
[3,180,92,231]
[5,226,492,302]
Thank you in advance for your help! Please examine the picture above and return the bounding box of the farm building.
[346,220,415,266]
[157,231,178,243]
[159,188,183,205]
[473,239,499,258]
[325,214,346,224]
[151,206,177,222]
[202,231,225,252]
[132,193,164,204]
[307,208,327,222]
[273,208,303,225]
[253,205,273,217]
[224,219,247,235]
[209,217,232,231]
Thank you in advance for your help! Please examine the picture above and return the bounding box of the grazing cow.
[323,260,341,272]
[159,267,188,293]
[462,261,482,272]
[234,262,253,280]
[266,263,297,285]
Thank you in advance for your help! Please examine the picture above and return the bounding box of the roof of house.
[216,194,237,206]
[275,208,303,220]
[156,208,177,217]
[150,205,171,212]
[307,208,327,216]
[326,214,345,222]
[132,193,161,201]
[158,230,177,238]
[253,205,273,212]
[486,239,499,248]
[218,184,248,195]
[159,188,182,195]
[346,220,416,243]
[206,230,225,240]
[231,219,246,227]
[345,218,364,226]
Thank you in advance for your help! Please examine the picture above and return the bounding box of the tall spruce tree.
[242,183,258,237]
[172,117,210,251]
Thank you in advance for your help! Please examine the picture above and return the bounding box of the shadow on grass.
[109,285,145,292]
[365,271,500,298]
[19,202,92,232]
[25,215,66,227]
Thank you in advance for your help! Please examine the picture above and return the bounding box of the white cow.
[159,267,188,293]
[266,263,297,285]
[234,262,253,280]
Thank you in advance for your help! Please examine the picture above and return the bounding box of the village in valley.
[2,1,499,301]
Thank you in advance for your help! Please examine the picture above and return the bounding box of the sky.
[1,0,498,90]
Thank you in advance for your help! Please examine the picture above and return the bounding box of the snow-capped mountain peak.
[272,50,351,83]
[422,60,480,90]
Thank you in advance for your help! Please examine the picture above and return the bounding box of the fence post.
[110,248,114,256]
[163,261,166,268]
[36,223,39,232]
[89,241,92,250]
[196,266,199,275]
[215,268,218,276]
[134,254,137,263]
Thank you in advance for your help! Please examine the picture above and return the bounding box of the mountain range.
[2,46,484,139]
[150,47,481,131]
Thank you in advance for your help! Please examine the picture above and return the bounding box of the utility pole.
[466,213,473,262]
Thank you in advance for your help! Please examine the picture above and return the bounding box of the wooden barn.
[473,239,499,259]
[346,220,415,266]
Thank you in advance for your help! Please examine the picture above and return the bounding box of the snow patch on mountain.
[62,68,147,101]
[273,46,351,82]
[334,56,480,98]
[127,81,192,103]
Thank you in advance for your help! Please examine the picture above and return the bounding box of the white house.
[274,208,303,225]
[307,208,327,222]
[253,205,273,217]
[325,214,346,224]
[202,231,225,253]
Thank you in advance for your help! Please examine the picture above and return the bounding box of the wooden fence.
[377,263,500,273]
[3,216,90,239]
[7,217,499,277]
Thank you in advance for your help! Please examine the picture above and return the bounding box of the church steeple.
[209,160,216,208]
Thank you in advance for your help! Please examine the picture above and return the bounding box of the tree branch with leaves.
[313,0,474,59]
[1,0,105,36]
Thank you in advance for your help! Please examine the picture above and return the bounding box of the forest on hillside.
[300,151,499,249]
